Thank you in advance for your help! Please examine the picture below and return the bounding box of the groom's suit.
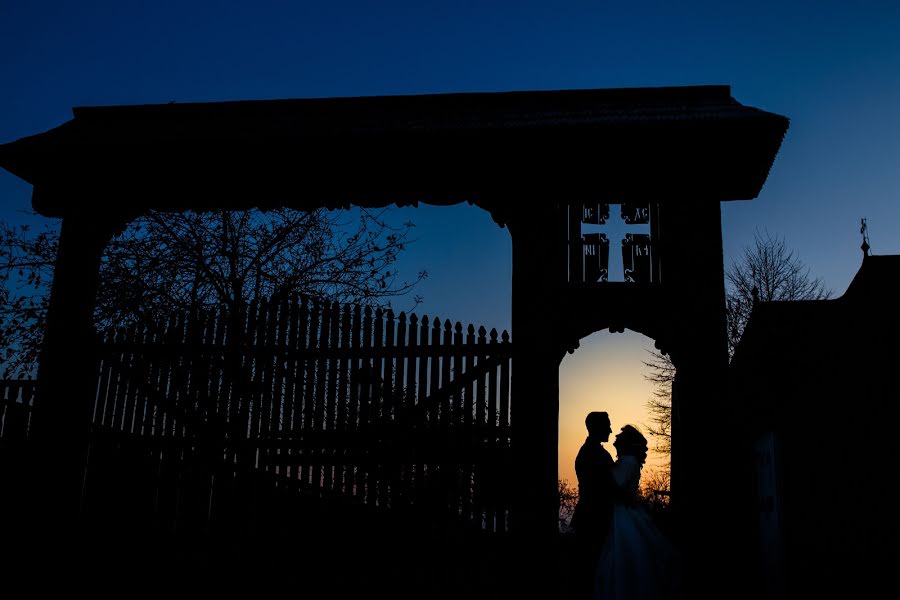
[571,436,614,599]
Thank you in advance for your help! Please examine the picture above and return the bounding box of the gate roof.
[0,85,788,220]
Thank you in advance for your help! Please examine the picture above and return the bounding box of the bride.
[595,425,680,600]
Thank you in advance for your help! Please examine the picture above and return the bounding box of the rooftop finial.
[860,217,870,257]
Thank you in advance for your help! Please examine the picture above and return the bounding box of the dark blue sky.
[3,0,900,332]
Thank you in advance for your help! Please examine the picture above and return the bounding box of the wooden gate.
[85,294,512,536]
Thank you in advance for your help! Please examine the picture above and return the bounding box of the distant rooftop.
[732,254,900,367]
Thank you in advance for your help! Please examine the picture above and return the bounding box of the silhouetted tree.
[642,232,829,476]
[0,207,425,377]
[0,220,56,377]
[725,231,830,356]
[639,467,671,508]
[642,350,674,458]
[559,478,579,533]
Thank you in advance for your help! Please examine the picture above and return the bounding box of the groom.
[571,411,614,600]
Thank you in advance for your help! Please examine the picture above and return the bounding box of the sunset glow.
[559,330,668,490]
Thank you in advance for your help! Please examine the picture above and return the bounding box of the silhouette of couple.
[572,412,679,600]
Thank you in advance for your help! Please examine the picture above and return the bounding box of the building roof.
[730,254,900,428]
[0,85,789,219]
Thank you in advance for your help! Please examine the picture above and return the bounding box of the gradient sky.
[2,1,899,484]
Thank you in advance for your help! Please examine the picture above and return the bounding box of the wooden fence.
[0,379,36,443]
[23,295,513,535]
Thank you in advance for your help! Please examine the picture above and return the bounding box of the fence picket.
[486,328,500,531]
[337,303,352,494]
[4,294,513,537]
[405,313,419,506]
[312,299,330,490]
[324,301,340,492]
[301,299,320,486]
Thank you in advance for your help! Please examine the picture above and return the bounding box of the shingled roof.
[0,85,788,219]
[730,254,900,425]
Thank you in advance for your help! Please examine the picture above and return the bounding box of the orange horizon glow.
[558,329,669,491]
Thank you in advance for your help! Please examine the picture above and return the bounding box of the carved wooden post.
[507,201,564,595]
[659,200,732,596]
[31,212,125,525]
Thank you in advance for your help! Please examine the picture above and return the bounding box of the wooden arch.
[0,85,788,594]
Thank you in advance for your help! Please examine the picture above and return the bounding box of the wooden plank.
[337,303,352,494]
[182,309,203,439]
[300,299,319,485]
[119,322,147,433]
[380,309,395,507]
[290,296,308,484]
[280,294,299,483]
[357,305,373,502]
[394,311,406,420]
[92,327,117,426]
[163,312,186,529]
[104,326,128,429]
[238,297,259,443]
[392,311,407,509]
[368,307,384,505]
[201,307,225,527]
[460,322,473,522]
[416,315,431,504]
[381,309,394,424]
[499,329,511,533]
[405,313,419,505]
[180,308,207,532]
[167,310,188,439]
[451,321,465,518]
[146,315,175,437]
[346,304,362,497]
[259,296,279,473]
[201,308,220,425]
[250,297,270,465]
[486,327,500,532]
[464,323,476,428]
[324,300,340,492]
[474,324,488,528]
[267,294,285,432]
[429,317,441,427]
[440,319,453,427]
[312,299,330,490]
[152,306,183,531]
[207,306,227,430]
[122,320,150,435]
[499,330,511,432]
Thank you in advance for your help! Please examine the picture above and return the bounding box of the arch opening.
[558,328,673,529]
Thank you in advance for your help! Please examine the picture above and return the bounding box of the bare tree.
[639,467,671,508]
[642,350,674,457]
[0,220,57,377]
[558,477,579,533]
[642,232,829,474]
[1,207,425,377]
[725,231,830,356]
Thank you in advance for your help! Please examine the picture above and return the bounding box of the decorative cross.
[582,204,651,282]
[860,217,870,257]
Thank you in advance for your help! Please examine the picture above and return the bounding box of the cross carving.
[581,203,653,283]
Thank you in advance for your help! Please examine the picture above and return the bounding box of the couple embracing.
[571,411,679,600]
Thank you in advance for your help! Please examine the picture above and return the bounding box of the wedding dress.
[594,455,679,600]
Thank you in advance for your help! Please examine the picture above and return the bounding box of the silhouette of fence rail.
[7,295,512,536]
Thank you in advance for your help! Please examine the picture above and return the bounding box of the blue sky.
[3,1,899,478]
[3,1,899,320]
